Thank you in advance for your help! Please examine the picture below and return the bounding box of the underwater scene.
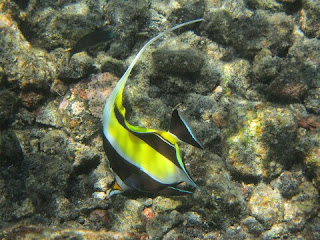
[0,0,320,239]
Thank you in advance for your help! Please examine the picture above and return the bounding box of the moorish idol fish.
[102,19,204,196]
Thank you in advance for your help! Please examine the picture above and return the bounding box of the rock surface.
[0,0,320,239]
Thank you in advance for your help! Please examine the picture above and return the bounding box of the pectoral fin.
[169,109,203,149]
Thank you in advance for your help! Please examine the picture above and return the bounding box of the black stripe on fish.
[113,105,181,169]
[102,131,168,192]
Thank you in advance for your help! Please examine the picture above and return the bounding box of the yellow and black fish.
[102,19,204,196]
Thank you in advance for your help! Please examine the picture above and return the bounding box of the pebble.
[284,181,318,231]
[248,184,283,229]
[153,48,203,73]
[146,210,182,239]
[59,54,94,81]
[271,171,302,198]
[241,216,265,235]
[261,223,288,240]
[304,88,320,114]
[40,130,68,155]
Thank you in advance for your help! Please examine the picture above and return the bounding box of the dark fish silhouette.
[68,28,114,63]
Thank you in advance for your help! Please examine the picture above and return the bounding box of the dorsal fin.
[169,109,204,149]
[103,18,204,112]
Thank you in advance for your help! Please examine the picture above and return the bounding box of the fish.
[68,28,114,63]
[102,19,205,196]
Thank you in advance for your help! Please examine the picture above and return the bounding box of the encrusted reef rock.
[299,0,320,39]
[252,48,282,84]
[223,101,298,180]
[299,131,320,190]
[248,184,284,229]
[1,0,320,239]
[267,37,320,102]
[305,88,320,114]
[15,1,106,50]
[0,90,18,126]
[283,180,319,231]
[58,53,95,81]
[205,9,294,58]
[153,47,204,74]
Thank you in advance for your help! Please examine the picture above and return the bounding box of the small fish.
[102,19,204,196]
[68,28,114,63]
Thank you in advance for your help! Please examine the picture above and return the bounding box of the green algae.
[224,102,297,179]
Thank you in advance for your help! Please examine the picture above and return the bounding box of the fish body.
[68,28,114,63]
[102,19,204,196]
